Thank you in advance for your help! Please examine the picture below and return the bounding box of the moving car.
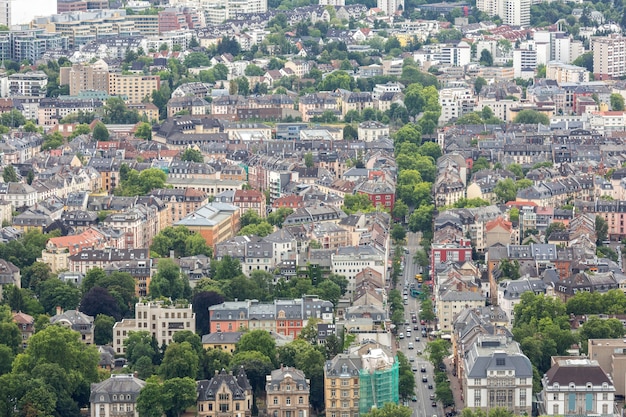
[422,376,428,383]
[399,333,404,339]
[430,394,435,400]
[412,395,417,402]
[432,401,437,407]
[415,336,420,342]
[408,342,414,349]
[428,384,433,390]
[421,366,426,373]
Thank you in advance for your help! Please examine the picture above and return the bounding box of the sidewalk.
[443,356,464,411]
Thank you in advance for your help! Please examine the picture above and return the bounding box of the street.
[396,232,445,417]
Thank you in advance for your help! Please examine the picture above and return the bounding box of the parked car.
[399,333,404,339]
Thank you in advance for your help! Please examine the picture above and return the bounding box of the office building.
[592,34,626,80]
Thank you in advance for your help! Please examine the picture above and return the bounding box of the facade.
[60,61,110,96]
[331,246,385,296]
[377,0,404,15]
[542,358,616,417]
[439,87,475,125]
[202,0,268,24]
[324,352,361,417]
[50,309,95,344]
[197,368,253,417]
[357,121,389,142]
[588,339,626,398]
[546,62,590,83]
[108,73,160,104]
[464,335,533,416]
[90,374,146,417]
[477,0,529,26]
[233,189,266,218]
[12,311,34,349]
[437,289,485,331]
[592,35,626,80]
[112,300,195,354]
[0,258,19,298]
[9,71,47,97]
[266,366,310,417]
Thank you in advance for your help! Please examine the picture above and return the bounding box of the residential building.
[9,71,47,97]
[439,87,475,125]
[38,98,104,126]
[331,246,385,295]
[497,278,547,325]
[60,61,110,96]
[265,366,310,417]
[541,358,616,417]
[477,0,530,26]
[90,374,146,417]
[546,62,590,83]
[377,0,403,16]
[0,258,19,298]
[513,48,537,79]
[357,121,389,142]
[108,73,160,104]
[592,34,626,80]
[197,368,253,417]
[40,227,107,273]
[464,335,533,415]
[12,311,34,349]
[201,331,242,353]
[112,300,195,355]
[175,202,241,248]
[150,188,209,227]
[437,289,485,331]
[588,338,626,398]
[0,0,58,26]
[355,177,395,211]
[233,189,266,218]
[201,0,268,24]
[50,308,94,344]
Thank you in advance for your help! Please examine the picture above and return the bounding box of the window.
[553,404,559,415]
[274,397,278,405]
[568,393,576,412]
[299,397,303,404]
[586,393,593,411]
[286,397,291,405]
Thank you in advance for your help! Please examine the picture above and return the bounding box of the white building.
[546,62,590,83]
[331,246,385,296]
[112,300,196,355]
[542,359,617,417]
[476,98,516,123]
[357,121,390,142]
[513,48,537,79]
[414,42,471,67]
[439,87,475,125]
[202,0,268,24]
[90,374,146,417]
[437,289,484,331]
[0,0,57,27]
[319,0,344,5]
[477,0,530,27]
[592,34,626,80]
[464,335,533,416]
[9,71,47,97]
[377,0,404,15]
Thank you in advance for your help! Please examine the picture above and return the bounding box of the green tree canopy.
[149,258,191,301]
[513,109,550,125]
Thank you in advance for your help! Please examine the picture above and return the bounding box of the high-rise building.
[377,0,404,16]
[60,61,109,96]
[0,0,58,27]
[202,0,268,24]
[476,0,530,27]
[592,34,626,80]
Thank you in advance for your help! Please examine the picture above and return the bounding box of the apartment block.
[588,338,626,398]
[38,98,104,126]
[202,0,268,24]
[9,71,47,97]
[477,0,530,26]
[112,300,195,354]
[60,61,109,96]
[546,62,590,83]
[439,87,475,125]
[108,73,160,104]
[592,34,626,80]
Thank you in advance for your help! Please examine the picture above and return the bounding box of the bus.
[415,274,423,283]
[411,288,421,298]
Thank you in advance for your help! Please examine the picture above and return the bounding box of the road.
[397,233,445,417]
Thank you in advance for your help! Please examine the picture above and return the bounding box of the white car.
[399,333,404,339]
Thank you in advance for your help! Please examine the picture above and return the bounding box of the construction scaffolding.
[358,349,400,415]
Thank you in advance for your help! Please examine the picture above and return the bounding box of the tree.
[267,207,293,228]
[200,348,232,379]
[391,224,406,242]
[480,49,493,66]
[94,314,115,345]
[513,109,550,125]
[80,286,122,320]
[545,221,566,239]
[161,377,197,417]
[0,109,25,127]
[117,167,167,196]
[426,339,450,368]
[611,93,625,111]
[304,152,314,168]
[596,215,609,245]
[160,341,199,380]
[150,258,189,301]
[192,290,224,335]
[36,279,81,315]
[494,178,517,203]
[137,376,165,417]
[135,122,152,140]
[474,76,487,94]
[244,64,265,76]
[238,221,274,237]
[343,193,375,214]
[150,226,213,258]
[211,256,242,281]
[408,204,434,234]
[235,330,276,365]
[572,51,593,72]
[181,148,203,163]
[124,331,159,366]
[183,52,210,68]
[364,403,412,417]
[230,351,273,393]
[81,269,136,318]
[499,259,520,280]
[3,165,18,183]
[92,121,109,141]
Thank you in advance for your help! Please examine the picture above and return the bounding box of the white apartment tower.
[477,0,530,27]
[378,0,404,16]
[202,0,268,24]
[592,34,626,80]
[0,0,57,27]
